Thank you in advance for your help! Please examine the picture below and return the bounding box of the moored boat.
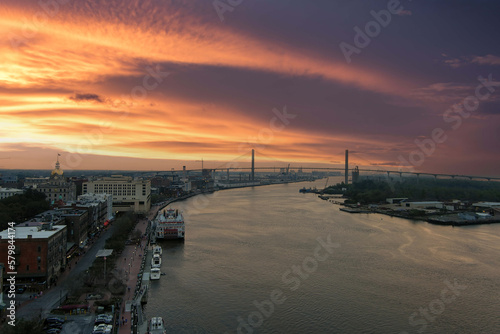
[151,254,161,268]
[150,267,161,280]
[153,245,162,256]
[155,208,185,240]
[147,316,166,334]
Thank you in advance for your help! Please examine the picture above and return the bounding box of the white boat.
[147,316,166,334]
[150,268,161,280]
[155,208,185,240]
[153,245,162,256]
[151,254,161,268]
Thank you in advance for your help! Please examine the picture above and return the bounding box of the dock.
[339,207,372,214]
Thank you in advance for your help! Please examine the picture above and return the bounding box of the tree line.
[0,189,50,231]
[325,178,500,204]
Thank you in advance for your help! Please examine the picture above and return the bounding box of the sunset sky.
[1,0,499,175]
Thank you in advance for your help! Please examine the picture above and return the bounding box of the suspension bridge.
[143,149,500,183]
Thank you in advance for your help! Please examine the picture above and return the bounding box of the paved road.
[17,224,115,320]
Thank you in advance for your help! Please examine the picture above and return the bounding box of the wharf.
[339,207,372,214]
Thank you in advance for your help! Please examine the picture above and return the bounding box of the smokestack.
[251,149,255,181]
[345,150,348,185]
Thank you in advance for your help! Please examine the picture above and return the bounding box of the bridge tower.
[251,149,255,181]
[345,149,349,184]
[352,166,360,183]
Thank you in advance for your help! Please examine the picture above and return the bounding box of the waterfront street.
[117,205,162,334]
[16,225,115,320]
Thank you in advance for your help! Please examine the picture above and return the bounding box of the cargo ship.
[155,208,185,240]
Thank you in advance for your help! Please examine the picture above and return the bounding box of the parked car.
[43,323,63,330]
[86,293,103,300]
[45,317,65,324]
[93,324,112,334]
[46,329,62,334]
[94,314,113,324]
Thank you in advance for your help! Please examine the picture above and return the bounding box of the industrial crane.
[324,177,330,189]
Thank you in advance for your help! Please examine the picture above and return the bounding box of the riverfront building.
[0,225,67,288]
[72,193,114,231]
[83,175,151,213]
[29,208,89,249]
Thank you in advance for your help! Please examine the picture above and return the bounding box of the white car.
[94,314,113,324]
[93,323,112,333]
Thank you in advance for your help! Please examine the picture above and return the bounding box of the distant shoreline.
[322,195,500,227]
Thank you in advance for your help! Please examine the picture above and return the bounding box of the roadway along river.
[146,178,500,333]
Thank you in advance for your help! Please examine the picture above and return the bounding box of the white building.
[83,175,151,214]
[0,187,23,199]
[472,202,500,209]
[24,177,50,187]
[78,193,114,221]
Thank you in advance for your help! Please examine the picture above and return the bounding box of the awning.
[66,242,76,252]
[96,249,113,258]
[66,243,79,257]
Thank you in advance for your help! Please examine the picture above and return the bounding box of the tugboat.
[299,187,317,193]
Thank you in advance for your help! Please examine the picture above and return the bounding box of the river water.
[146,178,500,333]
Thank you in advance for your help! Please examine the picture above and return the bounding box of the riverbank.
[323,195,500,226]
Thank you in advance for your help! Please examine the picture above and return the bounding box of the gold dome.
[51,156,64,177]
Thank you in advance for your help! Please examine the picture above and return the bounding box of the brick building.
[0,224,67,288]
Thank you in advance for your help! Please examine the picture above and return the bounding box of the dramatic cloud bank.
[1,0,499,175]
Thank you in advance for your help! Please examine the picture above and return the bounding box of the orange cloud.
[0,1,447,171]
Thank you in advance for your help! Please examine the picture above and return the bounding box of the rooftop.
[0,225,66,239]
[472,202,500,207]
[0,187,23,193]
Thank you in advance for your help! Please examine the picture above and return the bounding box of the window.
[26,265,29,271]
[38,245,41,252]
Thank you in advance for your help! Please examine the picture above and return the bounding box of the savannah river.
[146,178,500,333]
